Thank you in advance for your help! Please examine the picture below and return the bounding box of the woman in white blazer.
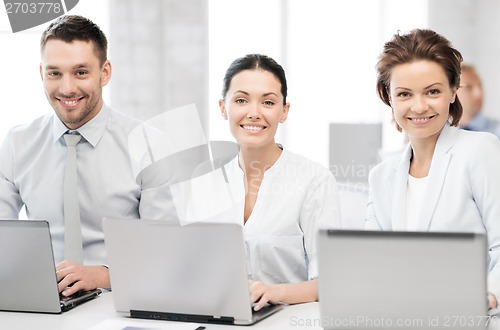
[366,29,500,309]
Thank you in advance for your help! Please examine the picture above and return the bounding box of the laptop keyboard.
[59,290,88,302]
[252,303,282,316]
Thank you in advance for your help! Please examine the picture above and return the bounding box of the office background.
[1,0,499,174]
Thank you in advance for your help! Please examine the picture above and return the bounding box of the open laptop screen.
[104,219,282,325]
[317,230,488,330]
[0,220,101,313]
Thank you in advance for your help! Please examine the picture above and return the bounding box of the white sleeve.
[364,168,383,230]
[138,184,179,221]
[300,172,339,280]
[0,133,23,218]
[469,134,500,298]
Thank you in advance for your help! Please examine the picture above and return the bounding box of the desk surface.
[1,291,321,330]
[3,291,500,330]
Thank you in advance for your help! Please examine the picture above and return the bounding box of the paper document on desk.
[89,319,202,330]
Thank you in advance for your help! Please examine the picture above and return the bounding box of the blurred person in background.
[458,63,500,138]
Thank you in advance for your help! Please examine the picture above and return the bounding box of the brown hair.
[376,29,463,131]
[40,15,108,65]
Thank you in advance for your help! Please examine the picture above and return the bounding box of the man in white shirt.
[0,15,170,297]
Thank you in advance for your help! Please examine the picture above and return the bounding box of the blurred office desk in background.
[3,291,500,329]
[329,123,382,185]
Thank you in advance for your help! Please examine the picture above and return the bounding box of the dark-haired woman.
[219,54,339,310]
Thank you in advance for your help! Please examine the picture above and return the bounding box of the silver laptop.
[103,218,283,325]
[317,230,488,330]
[0,220,101,313]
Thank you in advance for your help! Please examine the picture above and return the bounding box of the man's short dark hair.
[40,15,108,65]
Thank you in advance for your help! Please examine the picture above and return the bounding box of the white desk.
[3,291,500,330]
[1,291,321,330]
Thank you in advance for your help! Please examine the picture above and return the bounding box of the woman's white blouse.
[224,149,339,284]
[405,175,429,231]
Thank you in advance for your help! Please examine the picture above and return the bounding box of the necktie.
[63,133,83,264]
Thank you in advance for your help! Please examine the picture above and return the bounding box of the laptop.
[0,220,102,313]
[103,218,283,325]
[317,229,488,330]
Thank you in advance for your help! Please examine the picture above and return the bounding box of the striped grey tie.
[63,132,83,264]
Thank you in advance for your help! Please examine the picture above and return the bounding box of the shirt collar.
[52,104,109,147]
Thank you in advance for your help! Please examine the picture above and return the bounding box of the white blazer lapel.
[391,143,412,231]
[417,124,455,231]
